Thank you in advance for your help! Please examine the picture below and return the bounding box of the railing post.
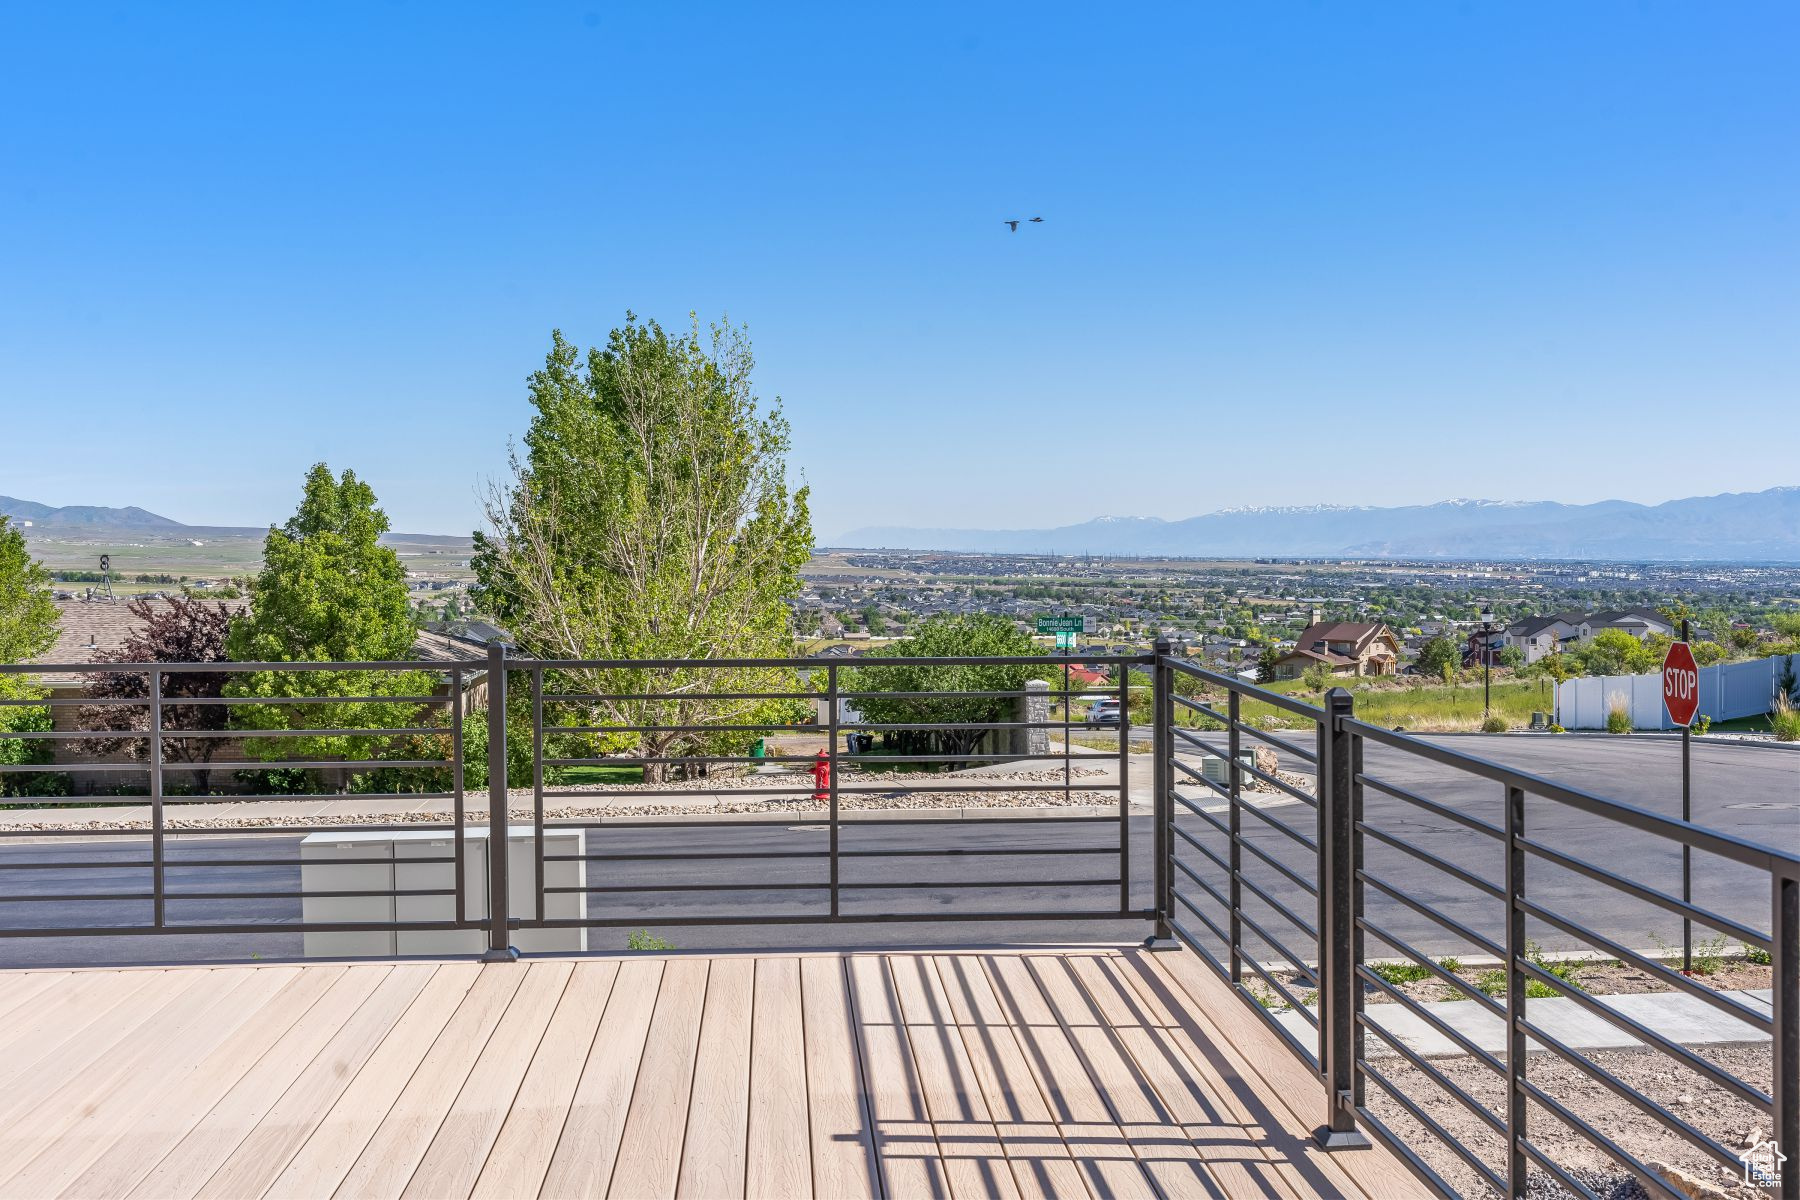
[1773,867,1798,1200]
[1316,686,1368,1149]
[483,640,517,962]
[1148,639,1175,946]
[827,662,840,920]
[150,668,164,929]
[1227,689,1243,982]
[1505,783,1527,1194]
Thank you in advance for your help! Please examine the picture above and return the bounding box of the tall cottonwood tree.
[472,316,813,777]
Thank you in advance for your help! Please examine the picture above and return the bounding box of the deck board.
[0,948,1427,1199]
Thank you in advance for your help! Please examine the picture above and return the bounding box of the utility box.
[1200,752,1258,788]
[300,827,588,958]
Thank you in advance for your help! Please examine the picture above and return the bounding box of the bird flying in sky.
[1003,217,1044,232]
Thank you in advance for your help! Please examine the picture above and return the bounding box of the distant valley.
[836,487,1800,562]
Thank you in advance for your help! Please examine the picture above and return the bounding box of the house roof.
[27,597,480,683]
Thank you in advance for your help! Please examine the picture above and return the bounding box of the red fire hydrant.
[809,748,831,802]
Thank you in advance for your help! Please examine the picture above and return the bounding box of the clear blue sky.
[2,3,1794,540]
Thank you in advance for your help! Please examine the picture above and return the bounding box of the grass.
[1192,676,1556,734]
[1368,960,1433,987]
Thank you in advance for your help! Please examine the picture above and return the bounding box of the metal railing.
[2,641,1794,1197]
[0,643,1151,943]
[1150,638,1800,1200]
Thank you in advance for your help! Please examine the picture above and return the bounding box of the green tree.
[1415,636,1460,679]
[1256,645,1281,684]
[225,465,428,784]
[1497,646,1525,669]
[1576,629,1651,676]
[844,614,1053,769]
[471,317,813,778]
[0,517,60,794]
[0,516,59,666]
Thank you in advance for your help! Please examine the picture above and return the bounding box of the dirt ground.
[1365,1041,1774,1199]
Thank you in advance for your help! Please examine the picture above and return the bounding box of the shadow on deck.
[0,947,1427,1198]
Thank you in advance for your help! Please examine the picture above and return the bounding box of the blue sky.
[1,3,1794,540]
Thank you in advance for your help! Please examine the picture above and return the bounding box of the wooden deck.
[0,948,1425,1199]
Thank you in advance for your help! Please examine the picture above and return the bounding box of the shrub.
[1481,714,1508,733]
[1746,944,1773,966]
[1437,957,1463,974]
[1692,714,1712,735]
[1475,970,1506,997]
[1548,723,1565,733]
[627,929,675,951]
[1605,694,1632,734]
[1772,693,1800,742]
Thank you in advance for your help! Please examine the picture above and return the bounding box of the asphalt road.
[0,735,1792,969]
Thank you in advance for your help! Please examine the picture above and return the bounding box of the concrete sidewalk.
[1276,987,1773,1056]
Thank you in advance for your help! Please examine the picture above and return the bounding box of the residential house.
[1501,612,1585,664]
[1268,621,1401,680]
[1580,609,1675,641]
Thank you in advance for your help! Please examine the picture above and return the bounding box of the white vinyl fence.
[1554,652,1799,730]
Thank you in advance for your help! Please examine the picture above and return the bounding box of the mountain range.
[835,487,1800,562]
[0,497,469,546]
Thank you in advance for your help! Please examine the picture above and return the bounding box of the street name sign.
[1662,641,1699,727]
[1037,615,1095,635]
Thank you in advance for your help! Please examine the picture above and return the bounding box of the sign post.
[1663,630,1699,973]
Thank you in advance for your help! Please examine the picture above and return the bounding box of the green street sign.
[1037,615,1086,634]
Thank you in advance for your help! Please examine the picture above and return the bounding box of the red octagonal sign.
[1662,641,1699,727]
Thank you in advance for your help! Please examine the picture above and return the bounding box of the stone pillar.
[1014,680,1052,758]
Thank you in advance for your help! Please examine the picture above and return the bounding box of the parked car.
[1087,699,1122,727]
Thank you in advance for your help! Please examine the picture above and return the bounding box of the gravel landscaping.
[1365,1041,1775,1199]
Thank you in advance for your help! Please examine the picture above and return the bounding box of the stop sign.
[1662,641,1699,727]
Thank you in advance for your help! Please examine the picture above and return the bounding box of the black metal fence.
[0,644,1148,944]
[2,641,1794,1198]
[1151,640,1799,1200]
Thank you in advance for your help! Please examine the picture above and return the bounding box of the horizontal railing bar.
[1355,1059,1508,1195]
[162,889,459,900]
[1233,722,1317,763]
[1356,915,1507,1015]
[1357,823,1505,900]
[0,921,480,938]
[548,723,816,735]
[1165,658,1328,717]
[1516,1077,1680,1200]
[0,661,458,673]
[530,654,1149,669]
[1170,763,1231,802]
[544,813,1122,831]
[1514,958,1771,1108]
[1355,964,1506,1076]
[0,729,152,741]
[1233,797,1318,851]
[1233,905,1319,987]
[1171,855,1232,911]
[516,908,1156,929]
[0,696,148,707]
[1173,811,1321,897]
[1520,1015,1743,1175]
[1514,897,1774,1033]
[179,856,454,866]
[1172,827,1232,877]
[1346,718,1800,871]
[0,892,155,902]
[1234,869,1320,941]
[0,860,155,870]
[1235,944,1319,1024]
[1356,772,1503,839]
[1357,871,1508,959]
[543,692,808,703]
[1516,1137,1603,1200]
[537,781,1124,801]
[552,878,1121,895]
[1517,835,1772,952]
[177,695,451,706]
[1172,696,1231,727]
[1170,900,1232,956]
[1354,1010,1506,1136]
[165,727,445,739]
[545,850,827,862]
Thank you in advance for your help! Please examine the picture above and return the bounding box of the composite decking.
[0,948,1425,1199]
